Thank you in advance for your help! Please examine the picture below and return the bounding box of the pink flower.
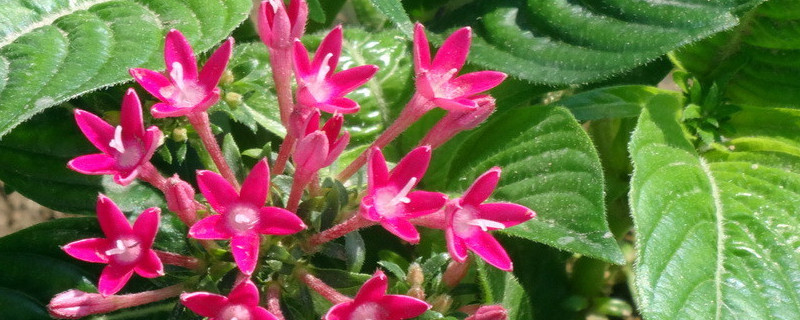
[68,89,162,186]
[294,110,350,176]
[188,159,306,274]
[413,23,506,111]
[419,95,496,149]
[445,167,536,271]
[293,25,378,114]
[325,271,430,320]
[130,29,233,118]
[258,0,308,49]
[181,279,278,320]
[360,146,447,243]
[62,195,163,296]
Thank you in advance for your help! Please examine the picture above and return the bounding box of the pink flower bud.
[443,259,470,288]
[164,175,200,225]
[465,305,509,320]
[258,0,308,49]
[49,285,184,319]
[419,95,496,149]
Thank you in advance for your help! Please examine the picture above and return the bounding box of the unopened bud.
[172,127,188,142]
[465,305,508,320]
[431,294,453,313]
[443,260,470,288]
[220,69,235,85]
[407,262,424,287]
[225,92,243,107]
[406,286,425,300]
[164,175,199,225]
[49,285,184,319]
[419,95,496,149]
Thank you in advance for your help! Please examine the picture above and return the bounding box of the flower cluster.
[48,1,533,319]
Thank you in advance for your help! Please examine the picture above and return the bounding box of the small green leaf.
[476,260,533,320]
[344,232,366,272]
[429,106,623,264]
[222,133,245,181]
[0,0,253,138]
[629,94,800,319]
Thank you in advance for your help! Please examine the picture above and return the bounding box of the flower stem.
[187,112,240,190]
[154,250,202,270]
[286,175,307,213]
[409,209,446,230]
[270,47,295,128]
[267,282,285,320]
[337,94,434,181]
[306,213,373,248]
[137,162,168,191]
[273,134,296,176]
[298,270,350,305]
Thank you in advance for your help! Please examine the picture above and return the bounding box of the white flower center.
[105,237,142,265]
[374,177,416,218]
[159,61,205,108]
[452,204,506,237]
[109,126,126,153]
[218,304,252,320]
[349,302,387,320]
[226,204,260,233]
[316,53,334,83]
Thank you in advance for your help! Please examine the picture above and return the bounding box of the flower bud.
[164,175,200,225]
[431,294,453,313]
[443,259,470,288]
[407,262,424,287]
[49,286,184,319]
[419,95,496,149]
[465,305,508,320]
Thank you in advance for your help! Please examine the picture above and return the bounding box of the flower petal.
[252,306,281,320]
[151,102,190,118]
[379,294,431,318]
[256,207,306,235]
[96,195,133,238]
[462,167,501,206]
[62,238,110,264]
[327,65,378,97]
[231,233,261,274]
[389,146,431,188]
[293,40,313,80]
[132,207,161,248]
[325,301,355,320]
[141,126,164,165]
[240,159,270,207]
[134,250,164,278]
[413,23,431,74]
[433,97,477,112]
[367,148,389,189]
[353,270,388,302]
[445,226,468,262]
[404,191,447,217]
[197,170,238,214]
[317,97,360,114]
[380,218,420,243]
[228,279,260,306]
[180,292,229,317]
[294,131,328,179]
[129,68,171,101]
[477,203,536,228]
[324,131,349,167]
[321,113,343,143]
[188,215,230,240]
[451,71,507,97]
[98,264,135,296]
[313,26,342,77]
[74,109,114,154]
[119,89,145,139]
[164,29,199,81]
[464,231,513,271]
[430,26,471,74]
[68,154,117,176]
[113,169,139,186]
[198,38,233,91]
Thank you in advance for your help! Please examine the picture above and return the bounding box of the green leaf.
[556,85,682,121]
[429,106,623,264]
[369,0,414,37]
[476,260,533,320]
[0,107,165,214]
[0,0,253,138]
[629,94,800,319]
[0,287,49,320]
[672,0,800,108]
[428,0,763,85]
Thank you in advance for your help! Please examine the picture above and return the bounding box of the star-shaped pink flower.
[325,271,430,320]
[181,279,279,320]
[445,167,536,271]
[188,159,306,274]
[413,23,507,111]
[68,88,162,186]
[130,29,233,118]
[293,25,378,114]
[258,0,308,49]
[360,146,447,243]
[62,195,163,296]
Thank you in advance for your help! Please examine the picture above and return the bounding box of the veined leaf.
[672,0,800,108]
[428,0,763,85]
[629,94,800,319]
[0,0,253,138]
[368,0,414,37]
[476,260,533,320]
[555,85,682,121]
[429,106,624,264]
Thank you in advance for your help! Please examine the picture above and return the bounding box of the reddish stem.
[137,162,168,191]
[269,47,295,128]
[337,94,435,181]
[409,209,447,230]
[286,175,308,213]
[266,283,285,320]
[298,270,350,305]
[187,112,240,190]
[154,250,202,270]
[306,213,374,248]
[273,134,296,176]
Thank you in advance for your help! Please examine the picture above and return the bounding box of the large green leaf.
[427,0,763,85]
[629,94,800,319]
[0,107,165,214]
[476,260,533,320]
[0,0,253,138]
[556,85,682,121]
[672,0,800,108]
[428,106,624,264]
